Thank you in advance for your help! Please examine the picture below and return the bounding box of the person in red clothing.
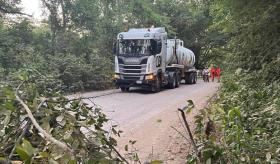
[210,66,216,82]
[216,67,221,82]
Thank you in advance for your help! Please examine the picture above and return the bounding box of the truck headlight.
[114,74,120,79]
[145,74,154,80]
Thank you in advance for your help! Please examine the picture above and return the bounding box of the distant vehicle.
[113,27,197,92]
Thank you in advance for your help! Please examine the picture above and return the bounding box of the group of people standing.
[202,66,221,82]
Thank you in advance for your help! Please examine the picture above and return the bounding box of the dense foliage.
[188,0,280,163]
[0,0,211,93]
[0,18,113,92]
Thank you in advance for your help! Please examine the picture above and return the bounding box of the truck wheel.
[169,75,176,89]
[185,73,190,84]
[152,76,161,93]
[189,73,194,84]
[193,74,197,84]
[190,73,197,84]
[120,87,129,92]
[175,74,180,88]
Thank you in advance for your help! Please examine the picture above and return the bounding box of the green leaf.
[184,106,193,114]
[63,131,72,141]
[4,101,15,111]
[228,107,241,120]
[3,87,15,100]
[132,153,139,161]
[41,117,51,132]
[151,160,163,164]
[18,71,28,81]
[16,147,31,164]
[187,100,194,108]
[216,107,225,114]
[182,100,195,114]
[68,159,77,164]
[15,139,36,163]
[38,152,49,158]
[124,145,128,151]
[0,157,6,161]
[21,139,36,156]
[0,109,11,126]
[72,140,80,149]
[32,98,38,110]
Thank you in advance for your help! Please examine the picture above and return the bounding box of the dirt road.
[74,80,219,163]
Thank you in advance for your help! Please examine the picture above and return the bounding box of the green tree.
[188,0,280,163]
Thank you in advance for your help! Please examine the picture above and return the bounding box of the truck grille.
[122,69,142,74]
[123,65,141,69]
[122,75,140,80]
[118,57,148,81]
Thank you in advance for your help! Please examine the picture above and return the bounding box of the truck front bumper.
[114,79,155,88]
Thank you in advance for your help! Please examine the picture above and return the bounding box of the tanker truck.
[113,27,197,92]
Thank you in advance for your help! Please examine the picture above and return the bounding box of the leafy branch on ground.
[0,71,125,163]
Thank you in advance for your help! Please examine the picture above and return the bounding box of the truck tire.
[189,73,197,84]
[193,73,197,84]
[169,75,176,89]
[175,73,180,88]
[185,73,190,84]
[184,75,188,84]
[120,87,129,92]
[189,73,194,84]
[191,73,195,84]
[151,76,161,93]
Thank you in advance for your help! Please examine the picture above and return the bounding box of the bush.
[188,71,280,163]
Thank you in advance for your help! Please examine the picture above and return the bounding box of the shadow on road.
[121,83,195,94]
[116,80,204,94]
[125,87,156,94]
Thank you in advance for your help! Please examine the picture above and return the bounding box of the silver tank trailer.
[166,39,195,67]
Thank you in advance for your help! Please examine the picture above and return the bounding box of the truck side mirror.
[151,40,157,55]
[157,41,162,54]
[113,42,117,54]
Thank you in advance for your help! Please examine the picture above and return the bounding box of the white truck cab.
[114,27,196,92]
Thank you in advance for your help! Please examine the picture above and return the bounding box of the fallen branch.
[15,82,73,154]
[178,108,198,155]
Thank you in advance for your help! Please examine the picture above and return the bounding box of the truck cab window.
[151,40,162,55]
[119,39,151,56]
[157,41,162,54]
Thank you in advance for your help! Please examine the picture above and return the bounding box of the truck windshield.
[119,39,151,56]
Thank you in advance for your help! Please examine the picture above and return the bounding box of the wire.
[46,90,121,103]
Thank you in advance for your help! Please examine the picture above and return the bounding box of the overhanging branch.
[0,7,31,17]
